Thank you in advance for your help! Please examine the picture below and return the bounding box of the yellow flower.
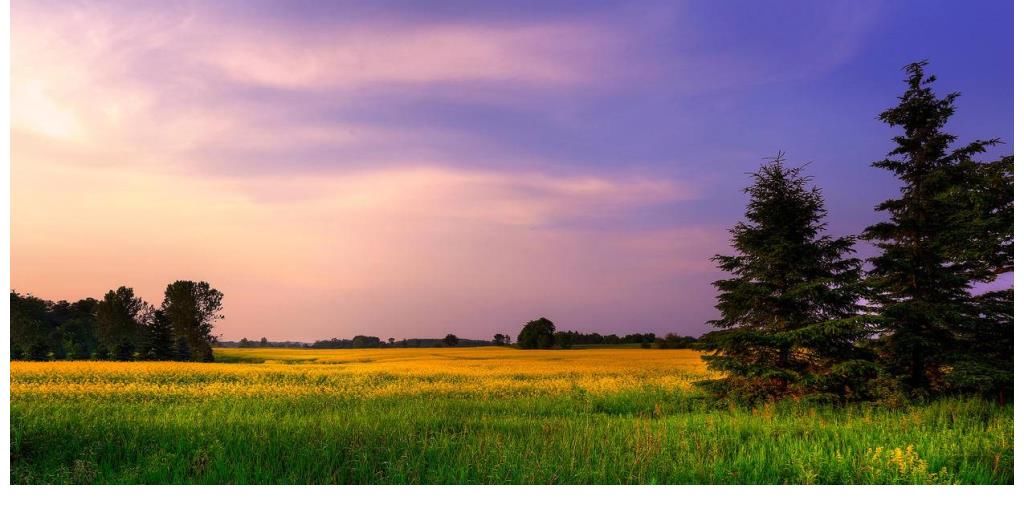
[11,348,708,400]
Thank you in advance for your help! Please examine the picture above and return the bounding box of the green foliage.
[11,281,225,363]
[555,331,574,349]
[863,61,1013,395]
[11,292,52,360]
[57,318,98,360]
[142,309,175,360]
[700,155,867,401]
[161,280,224,362]
[11,293,101,360]
[517,317,555,349]
[944,289,1013,399]
[352,335,382,348]
[95,287,149,360]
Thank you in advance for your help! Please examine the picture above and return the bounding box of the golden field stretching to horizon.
[11,347,709,400]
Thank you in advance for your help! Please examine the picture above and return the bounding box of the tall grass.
[10,348,1013,484]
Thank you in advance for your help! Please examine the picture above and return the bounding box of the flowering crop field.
[10,348,1013,484]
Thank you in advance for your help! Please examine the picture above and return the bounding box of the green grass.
[11,393,1012,484]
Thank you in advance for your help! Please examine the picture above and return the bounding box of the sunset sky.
[11,0,1013,341]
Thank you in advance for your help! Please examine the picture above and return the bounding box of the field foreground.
[11,347,1013,484]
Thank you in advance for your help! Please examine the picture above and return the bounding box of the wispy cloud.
[11,0,899,339]
[204,22,618,90]
[12,153,715,338]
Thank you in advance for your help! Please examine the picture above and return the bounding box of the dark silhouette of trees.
[160,281,224,362]
[57,298,99,359]
[11,282,224,362]
[863,61,1013,396]
[143,309,175,360]
[492,333,509,346]
[509,325,667,349]
[659,333,698,349]
[554,331,574,349]
[56,317,97,360]
[443,333,459,347]
[517,318,555,349]
[352,335,382,348]
[11,292,52,360]
[95,287,150,360]
[699,155,867,402]
[309,335,385,348]
[310,338,347,348]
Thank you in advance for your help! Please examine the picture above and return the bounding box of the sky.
[11,0,1014,341]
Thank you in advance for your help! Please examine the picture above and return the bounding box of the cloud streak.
[12,151,716,339]
[16,0,996,340]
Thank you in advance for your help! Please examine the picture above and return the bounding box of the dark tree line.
[11,280,224,362]
[310,335,384,348]
[700,62,1013,403]
[300,334,492,348]
[513,317,693,349]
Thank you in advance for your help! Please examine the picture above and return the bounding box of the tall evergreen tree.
[863,61,1010,394]
[700,155,867,402]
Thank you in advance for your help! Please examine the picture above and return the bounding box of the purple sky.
[11,0,1013,341]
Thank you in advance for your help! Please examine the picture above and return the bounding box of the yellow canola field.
[11,347,709,400]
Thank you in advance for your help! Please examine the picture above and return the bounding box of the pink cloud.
[10,1,723,340]
[203,22,619,90]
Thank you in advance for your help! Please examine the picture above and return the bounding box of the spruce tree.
[864,61,1010,394]
[700,155,867,402]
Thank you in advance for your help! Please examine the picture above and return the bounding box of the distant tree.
[554,331,573,349]
[492,333,509,346]
[10,291,54,360]
[57,318,96,360]
[311,337,348,349]
[517,318,555,349]
[863,62,1013,395]
[699,155,868,402]
[623,333,656,345]
[598,334,618,345]
[95,287,150,360]
[352,335,381,348]
[260,337,269,347]
[161,281,224,362]
[663,333,683,348]
[62,298,99,359]
[388,337,396,346]
[443,333,459,347]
